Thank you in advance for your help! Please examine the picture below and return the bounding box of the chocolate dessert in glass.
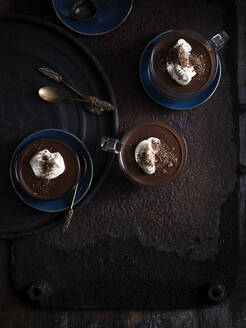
[101,121,187,187]
[17,138,79,200]
[148,30,228,100]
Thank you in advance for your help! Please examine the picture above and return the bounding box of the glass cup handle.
[210,30,229,51]
[101,137,122,154]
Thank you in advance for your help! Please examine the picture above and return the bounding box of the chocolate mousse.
[18,138,79,199]
[120,121,186,186]
[151,31,217,95]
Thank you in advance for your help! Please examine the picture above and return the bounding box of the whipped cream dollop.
[166,39,196,86]
[135,137,161,175]
[29,149,65,180]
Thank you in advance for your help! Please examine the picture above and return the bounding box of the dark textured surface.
[10,0,239,309]
[0,15,117,237]
[0,0,246,327]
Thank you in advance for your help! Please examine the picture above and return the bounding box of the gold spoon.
[39,86,86,103]
[38,67,115,114]
[39,86,109,115]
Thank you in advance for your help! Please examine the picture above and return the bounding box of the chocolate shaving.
[136,139,178,176]
[190,52,208,78]
[167,45,190,68]
[137,151,154,167]
[155,139,178,176]
[151,139,161,152]
[166,40,209,80]
[34,179,50,196]
[30,146,56,183]
[41,154,55,177]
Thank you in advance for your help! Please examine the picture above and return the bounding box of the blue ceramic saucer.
[52,0,133,35]
[139,35,221,110]
[10,129,93,212]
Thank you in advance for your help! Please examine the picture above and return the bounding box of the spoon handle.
[62,80,114,111]
[39,67,62,83]
[62,183,79,233]
[67,96,114,113]
[68,96,86,102]
[39,67,86,97]
[39,67,93,99]
[62,80,88,100]
[62,208,74,233]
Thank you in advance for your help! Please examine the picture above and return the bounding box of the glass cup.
[148,29,229,100]
[101,121,187,187]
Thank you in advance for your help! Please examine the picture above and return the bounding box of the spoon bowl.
[71,0,97,20]
[38,86,67,103]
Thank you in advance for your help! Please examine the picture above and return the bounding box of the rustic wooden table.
[0,0,246,327]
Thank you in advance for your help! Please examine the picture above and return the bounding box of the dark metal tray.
[0,15,118,238]
[10,0,240,309]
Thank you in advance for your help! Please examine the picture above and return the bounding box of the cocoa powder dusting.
[33,179,50,196]
[155,139,178,176]
[41,155,55,178]
[136,139,178,176]
[30,146,56,195]
[151,139,161,152]
[167,45,190,68]
[166,42,209,80]
[190,52,209,79]
[138,151,153,167]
